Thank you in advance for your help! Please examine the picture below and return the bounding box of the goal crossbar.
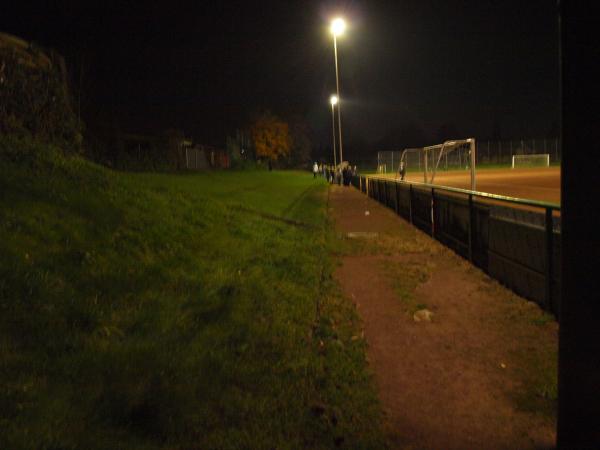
[398,138,477,190]
[511,153,550,169]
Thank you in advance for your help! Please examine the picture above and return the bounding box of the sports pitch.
[376,166,561,204]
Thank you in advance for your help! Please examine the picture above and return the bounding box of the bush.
[0,33,82,151]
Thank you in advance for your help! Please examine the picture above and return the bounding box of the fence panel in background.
[355,175,561,318]
[185,148,208,170]
[476,138,560,166]
[376,137,561,172]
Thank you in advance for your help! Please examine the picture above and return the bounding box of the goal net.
[395,138,477,190]
[376,164,388,173]
[511,153,550,168]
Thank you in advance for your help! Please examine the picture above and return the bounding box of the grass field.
[372,166,561,204]
[0,138,385,449]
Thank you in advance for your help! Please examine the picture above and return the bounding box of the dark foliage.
[0,34,82,151]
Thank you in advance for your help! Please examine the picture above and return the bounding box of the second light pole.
[330,95,338,167]
[330,17,345,165]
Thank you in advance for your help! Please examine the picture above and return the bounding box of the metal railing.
[352,175,561,318]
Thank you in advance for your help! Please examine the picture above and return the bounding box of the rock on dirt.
[413,309,434,322]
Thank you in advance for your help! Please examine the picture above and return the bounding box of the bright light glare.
[330,18,346,36]
[330,95,338,106]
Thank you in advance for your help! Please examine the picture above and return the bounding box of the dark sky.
[1,1,559,155]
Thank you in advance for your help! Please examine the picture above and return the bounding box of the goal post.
[511,153,550,168]
[396,138,477,190]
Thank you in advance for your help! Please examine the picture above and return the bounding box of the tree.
[288,117,312,168]
[0,33,82,150]
[249,111,290,162]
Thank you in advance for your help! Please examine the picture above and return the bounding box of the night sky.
[1,1,560,157]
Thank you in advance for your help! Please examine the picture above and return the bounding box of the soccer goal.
[511,153,550,169]
[396,138,477,190]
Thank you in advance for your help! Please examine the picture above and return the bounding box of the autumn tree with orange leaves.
[249,112,291,162]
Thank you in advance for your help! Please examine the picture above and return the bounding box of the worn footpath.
[329,184,557,450]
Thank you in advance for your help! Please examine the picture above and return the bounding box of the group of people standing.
[312,162,357,186]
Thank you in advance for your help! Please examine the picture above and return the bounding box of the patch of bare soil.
[329,185,557,450]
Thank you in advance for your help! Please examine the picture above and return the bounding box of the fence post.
[431,188,435,237]
[383,181,390,207]
[387,181,391,209]
[545,207,554,312]
[395,181,400,215]
[409,184,413,224]
[468,194,474,262]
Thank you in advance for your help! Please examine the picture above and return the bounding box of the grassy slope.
[0,139,384,449]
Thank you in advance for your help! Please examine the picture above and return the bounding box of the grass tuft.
[383,261,431,314]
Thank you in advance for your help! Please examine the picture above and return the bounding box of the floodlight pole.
[330,103,337,167]
[333,35,343,165]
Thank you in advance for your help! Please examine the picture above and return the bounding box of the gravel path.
[329,184,557,450]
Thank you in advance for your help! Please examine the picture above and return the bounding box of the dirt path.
[329,185,557,450]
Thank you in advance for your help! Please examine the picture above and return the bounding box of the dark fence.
[354,175,561,318]
[375,137,560,175]
[477,138,560,165]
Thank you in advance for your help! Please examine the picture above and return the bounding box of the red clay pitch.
[380,167,560,204]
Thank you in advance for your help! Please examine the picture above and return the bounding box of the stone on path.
[413,309,434,322]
